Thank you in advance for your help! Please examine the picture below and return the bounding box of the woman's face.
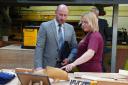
[81,17,91,32]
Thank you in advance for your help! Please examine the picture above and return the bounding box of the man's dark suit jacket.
[98,18,108,44]
[98,18,109,72]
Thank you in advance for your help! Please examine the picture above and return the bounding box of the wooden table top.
[3,69,128,85]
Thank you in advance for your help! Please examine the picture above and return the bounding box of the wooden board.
[16,72,51,85]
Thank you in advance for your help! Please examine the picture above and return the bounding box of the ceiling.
[0,0,114,6]
[0,0,128,6]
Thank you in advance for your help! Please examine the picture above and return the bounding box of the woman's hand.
[61,63,76,72]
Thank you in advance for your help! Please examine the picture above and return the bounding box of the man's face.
[55,7,68,24]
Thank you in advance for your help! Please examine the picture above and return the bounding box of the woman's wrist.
[71,63,76,67]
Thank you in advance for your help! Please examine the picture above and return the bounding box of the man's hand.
[61,58,69,66]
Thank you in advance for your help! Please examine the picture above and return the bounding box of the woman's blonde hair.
[80,12,99,32]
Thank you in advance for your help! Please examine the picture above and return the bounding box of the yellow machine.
[23,26,39,48]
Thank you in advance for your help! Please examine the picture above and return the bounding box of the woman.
[61,12,104,72]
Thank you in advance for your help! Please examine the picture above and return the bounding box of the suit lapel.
[50,20,59,48]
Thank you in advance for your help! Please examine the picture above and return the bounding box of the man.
[91,7,109,72]
[91,7,108,44]
[34,4,77,70]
